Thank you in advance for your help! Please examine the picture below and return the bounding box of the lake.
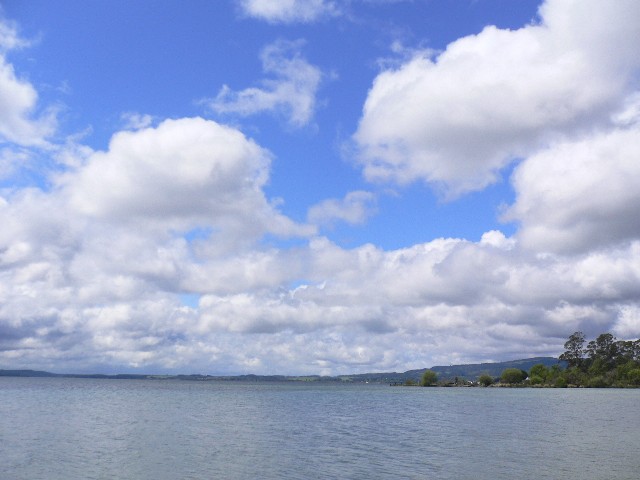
[1,377,638,479]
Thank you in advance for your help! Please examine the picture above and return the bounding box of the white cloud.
[2,198,640,373]
[0,117,318,372]
[353,0,640,197]
[611,92,640,127]
[0,56,56,146]
[0,146,29,180]
[0,116,317,371]
[0,18,28,52]
[307,190,377,227]
[612,305,640,338]
[206,40,322,127]
[120,112,154,130]
[191,234,639,339]
[171,236,640,372]
[0,20,56,146]
[480,230,515,250]
[239,0,339,24]
[505,123,640,253]
[57,117,311,244]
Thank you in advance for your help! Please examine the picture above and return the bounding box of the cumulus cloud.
[613,306,640,338]
[0,19,56,147]
[174,235,640,371]
[307,190,377,227]
[353,0,640,197]
[2,198,640,373]
[0,117,317,372]
[239,0,339,24]
[206,40,322,127]
[58,117,312,244]
[197,233,638,342]
[505,122,640,253]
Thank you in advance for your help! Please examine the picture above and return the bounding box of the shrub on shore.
[421,370,438,386]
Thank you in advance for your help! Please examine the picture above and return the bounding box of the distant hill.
[423,357,562,382]
[339,357,563,384]
[0,369,152,379]
[0,357,563,383]
[0,369,57,377]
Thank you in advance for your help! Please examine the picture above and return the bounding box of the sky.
[0,0,639,375]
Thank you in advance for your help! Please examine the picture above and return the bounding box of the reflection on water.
[1,378,639,479]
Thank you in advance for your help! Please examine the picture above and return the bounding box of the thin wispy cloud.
[239,0,340,24]
[308,191,377,228]
[205,40,322,128]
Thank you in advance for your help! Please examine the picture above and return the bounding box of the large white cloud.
[179,234,640,372]
[58,117,312,244]
[2,209,640,374]
[506,122,640,253]
[353,0,640,197]
[0,117,319,372]
[206,40,322,128]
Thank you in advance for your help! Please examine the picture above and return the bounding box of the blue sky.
[1,0,639,375]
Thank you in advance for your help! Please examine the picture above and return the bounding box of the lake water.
[1,378,639,480]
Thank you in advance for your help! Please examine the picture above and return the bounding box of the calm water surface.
[1,378,639,479]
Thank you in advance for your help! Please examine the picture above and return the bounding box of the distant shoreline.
[0,356,560,384]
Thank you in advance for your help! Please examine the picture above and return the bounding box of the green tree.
[633,339,640,362]
[615,340,640,364]
[563,367,585,386]
[420,370,438,386]
[616,340,635,363]
[529,364,550,383]
[529,375,544,385]
[547,364,562,383]
[626,368,640,386]
[554,376,568,388]
[478,374,493,387]
[559,331,586,369]
[587,375,608,388]
[500,368,527,384]
[586,333,618,369]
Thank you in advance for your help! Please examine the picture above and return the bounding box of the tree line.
[417,332,640,388]
[554,331,640,387]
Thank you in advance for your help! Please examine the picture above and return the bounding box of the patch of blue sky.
[316,177,517,251]
[178,293,201,309]
[182,226,215,243]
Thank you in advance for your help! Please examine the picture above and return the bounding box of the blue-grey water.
[1,378,639,479]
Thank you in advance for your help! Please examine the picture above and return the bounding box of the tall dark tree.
[617,339,640,362]
[616,340,636,363]
[559,331,586,369]
[586,333,618,368]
